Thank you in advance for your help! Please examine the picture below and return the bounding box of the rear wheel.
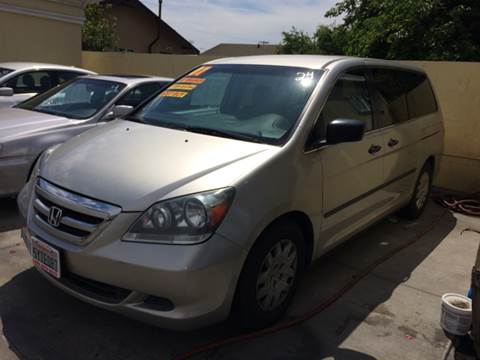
[400,163,432,219]
[232,221,305,329]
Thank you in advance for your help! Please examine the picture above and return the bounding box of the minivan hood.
[41,120,274,211]
[0,107,66,142]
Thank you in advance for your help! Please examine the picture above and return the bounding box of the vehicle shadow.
[0,201,456,360]
[0,198,23,232]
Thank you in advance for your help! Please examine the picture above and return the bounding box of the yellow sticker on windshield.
[169,84,197,91]
[178,77,206,85]
[189,66,212,77]
[159,90,189,98]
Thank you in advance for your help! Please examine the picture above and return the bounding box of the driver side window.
[309,71,373,145]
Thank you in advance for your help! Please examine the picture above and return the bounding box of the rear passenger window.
[369,69,409,127]
[313,72,373,141]
[5,71,55,94]
[400,71,437,118]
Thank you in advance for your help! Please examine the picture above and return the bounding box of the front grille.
[59,270,131,304]
[32,178,121,245]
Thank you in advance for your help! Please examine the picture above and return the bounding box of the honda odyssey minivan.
[18,55,444,330]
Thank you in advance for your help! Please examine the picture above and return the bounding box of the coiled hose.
[433,192,480,217]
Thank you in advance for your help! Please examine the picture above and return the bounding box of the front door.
[310,71,387,251]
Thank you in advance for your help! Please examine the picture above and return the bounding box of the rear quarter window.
[400,71,438,118]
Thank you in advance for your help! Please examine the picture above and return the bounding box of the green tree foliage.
[279,0,480,60]
[82,3,118,51]
[278,25,345,55]
[279,27,317,54]
[313,25,346,55]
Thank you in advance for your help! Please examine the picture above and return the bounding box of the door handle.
[368,144,382,155]
[388,138,399,147]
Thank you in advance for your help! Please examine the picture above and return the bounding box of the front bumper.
[23,205,246,331]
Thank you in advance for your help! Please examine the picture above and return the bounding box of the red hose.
[434,192,480,217]
[173,209,449,360]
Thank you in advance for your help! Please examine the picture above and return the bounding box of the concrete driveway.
[1,198,479,360]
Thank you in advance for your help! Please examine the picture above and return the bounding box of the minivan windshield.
[17,78,125,119]
[130,65,323,145]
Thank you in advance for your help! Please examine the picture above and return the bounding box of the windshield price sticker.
[178,77,206,85]
[160,90,189,98]
[169,84,197,91]
[295,71,315,81]
[189,66,212,77]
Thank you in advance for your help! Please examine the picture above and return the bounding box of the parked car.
[1,75,171,197]
[0,62,95,108]
[18,56,444,330]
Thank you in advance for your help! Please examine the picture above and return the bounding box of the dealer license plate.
[31,237,61,279]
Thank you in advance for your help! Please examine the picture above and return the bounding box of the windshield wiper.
[183,126,264,143]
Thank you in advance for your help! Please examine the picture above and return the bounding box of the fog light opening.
[140,296,175,312]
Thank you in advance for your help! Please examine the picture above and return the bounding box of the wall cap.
[0,2,85,25]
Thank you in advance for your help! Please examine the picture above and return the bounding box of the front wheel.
[400,163,432,219]
[231,221,305,330]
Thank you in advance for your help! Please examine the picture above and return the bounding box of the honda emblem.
[48,206,63,227]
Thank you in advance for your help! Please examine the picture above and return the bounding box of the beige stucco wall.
[81,51,218,77]
[81,52,480,193]
[407,61,480,193]
[0,0,84,66]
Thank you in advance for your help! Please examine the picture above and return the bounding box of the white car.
[0,62,95,108]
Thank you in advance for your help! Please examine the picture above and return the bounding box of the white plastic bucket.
[441,293,472,335]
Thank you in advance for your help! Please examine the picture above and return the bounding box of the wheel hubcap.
[256,239,297,311]
[416,171,430,209]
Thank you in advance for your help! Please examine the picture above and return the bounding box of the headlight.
[31,144,61,180]
[122,188,235,244]
[18,145,61,217]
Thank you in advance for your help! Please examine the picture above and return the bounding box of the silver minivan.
[18,55,444,330]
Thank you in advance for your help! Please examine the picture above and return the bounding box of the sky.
[141,0,339,52]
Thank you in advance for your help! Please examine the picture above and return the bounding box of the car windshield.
[17,78,126,119]
[130,65,323,145]
[0,67,13,78]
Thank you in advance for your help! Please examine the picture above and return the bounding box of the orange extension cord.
[173,208,451,360]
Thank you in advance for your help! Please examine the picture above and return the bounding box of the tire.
[399,163,432,220]
[231,221,305,330]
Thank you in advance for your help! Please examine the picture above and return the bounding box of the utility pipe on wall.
[148,0,163,53]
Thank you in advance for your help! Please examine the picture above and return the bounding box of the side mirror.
[0,87,14,97]
[113,105,134,118]
[326,118,365,145]
[103,105,134,121]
